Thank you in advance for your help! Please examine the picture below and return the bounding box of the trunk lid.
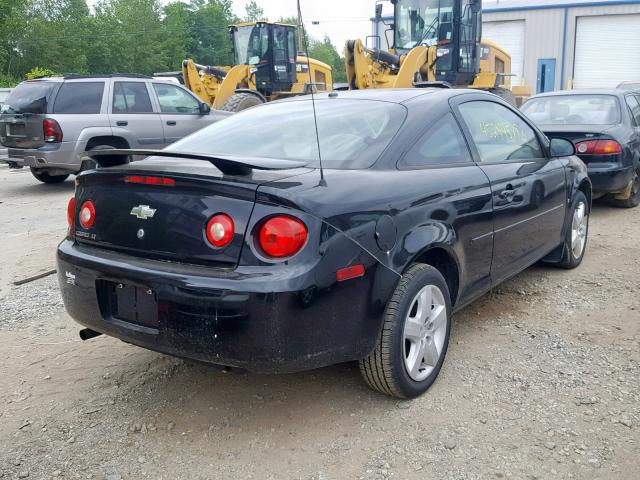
[74,159,311,267]
[541,124,617,163]
[0,80,58,149]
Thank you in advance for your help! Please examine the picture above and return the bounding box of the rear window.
[168,99,407,169]
[0,91,10,103]
[53,82,104,114]
[1,81,57,114]
[521,95,620,125]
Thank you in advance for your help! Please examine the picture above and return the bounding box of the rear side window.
[113,82,153,114]
[459,101,544,163]
[625,96,640,126]
[152,84,199,113]
[401,113,471,167]
[53,82,104,114]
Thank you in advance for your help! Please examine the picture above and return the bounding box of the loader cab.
[230,22,298,96]
[392,0,482,86]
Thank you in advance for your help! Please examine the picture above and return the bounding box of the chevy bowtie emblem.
[130,205,156,220]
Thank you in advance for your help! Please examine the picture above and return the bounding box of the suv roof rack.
[63,73,153,80]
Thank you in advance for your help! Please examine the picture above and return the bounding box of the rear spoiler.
[83,149,307,176]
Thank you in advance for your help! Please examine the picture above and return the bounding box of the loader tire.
[489,87,517,107]
[221,93,265,112]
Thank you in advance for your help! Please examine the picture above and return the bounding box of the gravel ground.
[0,167,638,480]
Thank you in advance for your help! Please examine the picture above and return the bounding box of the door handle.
[116,121,128,127]
[498,186,516,199]
[166,120,177,126]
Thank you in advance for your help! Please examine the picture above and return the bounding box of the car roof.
[279,88,492,105]
[529,89,627,99]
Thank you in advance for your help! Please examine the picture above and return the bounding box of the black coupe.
[58,89,591,398]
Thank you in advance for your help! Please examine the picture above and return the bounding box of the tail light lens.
[79,201,95,228]
[258,215,307,258]
[205,214,234,248]
[43,118,63,143]
[575,139,622,155]
[124,175,176,186]
[67,197,76,238]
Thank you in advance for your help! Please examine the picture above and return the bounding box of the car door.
[151,83,216,145]
[109,80,164,149]
[453,95,567,284]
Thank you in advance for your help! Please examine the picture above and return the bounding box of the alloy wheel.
[402,285,448,382]
[571,201,588,258]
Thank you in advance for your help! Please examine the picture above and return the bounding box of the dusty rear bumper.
[0,143,80,171]
[57,240,398,373]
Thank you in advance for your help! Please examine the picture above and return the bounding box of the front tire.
[360,264,452,399]
[30,168,69,184]
[221,92,265,112]
[555,191,589,269]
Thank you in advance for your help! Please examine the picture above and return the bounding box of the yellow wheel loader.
[344,0,531,105]
[181,22,333,112]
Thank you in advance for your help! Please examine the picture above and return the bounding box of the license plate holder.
[101,281,159,328]
[8,123,26,137]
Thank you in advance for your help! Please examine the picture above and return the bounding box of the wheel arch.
[85,136,130,150]
[408,245,461,307]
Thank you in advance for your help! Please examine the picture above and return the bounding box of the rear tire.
[30,168,69,184]
[611,168,640,208]
[555,191,589,269]
[360,264,452,399]
[221,92,265,112]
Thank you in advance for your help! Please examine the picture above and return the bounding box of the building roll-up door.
[482,20,525,86]
[574,15,640,89]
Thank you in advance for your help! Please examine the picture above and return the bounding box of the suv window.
[459,101,544,162]
[1,81,56,114]
[113,82,153,114]
[53,82,104,114]
[401,113,471,167]
[625,95,640,126]
[152,84,199,114]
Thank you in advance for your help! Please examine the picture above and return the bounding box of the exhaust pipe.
[79,328,103,341]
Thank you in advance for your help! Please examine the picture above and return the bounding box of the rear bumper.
[0,142,80,171]
[587,163,634,193]
[57,240,397,373]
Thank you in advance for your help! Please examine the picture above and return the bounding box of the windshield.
[522,95,621,126]
[168,99,406,169]
[233,25,269,66]
[395,0,454,50]
[1,81,57,114]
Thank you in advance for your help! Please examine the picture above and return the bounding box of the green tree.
[244,0,265,22]
[308,36,346,83]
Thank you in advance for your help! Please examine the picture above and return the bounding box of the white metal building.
[371,0,640,92]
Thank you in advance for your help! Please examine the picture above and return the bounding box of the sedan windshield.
[168,99,407,169]
[521,95,620,126]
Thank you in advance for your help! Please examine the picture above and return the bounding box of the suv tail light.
[67,197,76,238]
[258,215,307,258]
[575,139,622,155]
[43,118,63,143]
[79,201,96,228]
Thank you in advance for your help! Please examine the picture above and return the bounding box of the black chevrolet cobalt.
[58,89,591,398]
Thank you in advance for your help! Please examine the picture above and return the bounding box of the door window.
[625,95,640,126]
[152,84,200,114]
[401,113,471,167]
[53,82,104,114]
[459,101,544,162]
[112,82,153,114]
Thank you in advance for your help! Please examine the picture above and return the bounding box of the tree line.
[0,0,346,87]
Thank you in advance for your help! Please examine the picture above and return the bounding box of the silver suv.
[0,75,230,183]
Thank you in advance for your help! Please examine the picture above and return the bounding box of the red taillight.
[124,175,176,186]
[575,139,622,155]
[67,197,76,237]
[79,201,95,228]
[205,214,234,248]
[336,264,365,282]
[43,118,63,143]
[258,215,308,258]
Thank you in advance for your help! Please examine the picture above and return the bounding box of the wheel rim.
[571,201,588,258]
[402,285,447,382]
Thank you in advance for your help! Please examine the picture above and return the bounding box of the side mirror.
[199,102,211,115]
[549,138,576,157]
[375,3,383,22]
